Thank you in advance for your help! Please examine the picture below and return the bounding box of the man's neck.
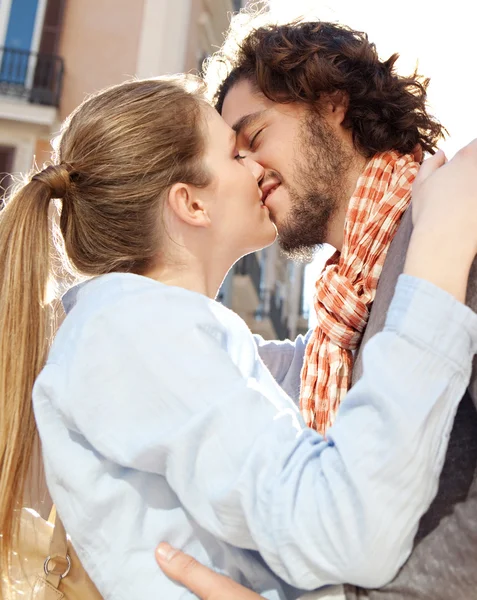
[326,153,369,252]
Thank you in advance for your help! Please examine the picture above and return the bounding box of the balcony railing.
[0,46,64,107]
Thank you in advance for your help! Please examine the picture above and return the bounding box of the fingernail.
[156,542,179,563]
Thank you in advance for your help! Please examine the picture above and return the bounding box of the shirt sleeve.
[254,330,313,402]
[61,275,477,590]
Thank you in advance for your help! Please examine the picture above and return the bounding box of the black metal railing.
[235,252,261,299]
[0,47,64,107]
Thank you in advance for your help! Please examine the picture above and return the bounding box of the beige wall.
[59,0,146,119]
[34,137,53,169]
[0,120,51,174]
[135,0,192,77]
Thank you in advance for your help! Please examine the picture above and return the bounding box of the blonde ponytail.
[0,165,68,583]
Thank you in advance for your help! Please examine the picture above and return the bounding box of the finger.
[156,543,218,598]
[454,137,477,163]
[156,543,262,599]
[414,149,447,184]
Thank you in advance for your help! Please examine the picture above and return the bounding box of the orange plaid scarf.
[299,151,419,434]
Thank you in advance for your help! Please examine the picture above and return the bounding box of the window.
[0,0,65,105]
[1,0,40,85]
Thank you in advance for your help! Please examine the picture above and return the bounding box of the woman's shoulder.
[54,273,254,357]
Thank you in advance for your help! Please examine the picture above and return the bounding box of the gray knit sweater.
[346,208,477,600]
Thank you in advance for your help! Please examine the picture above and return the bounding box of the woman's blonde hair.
[0,76,211,585]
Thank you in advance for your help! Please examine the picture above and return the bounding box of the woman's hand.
[411,141,477,248]
[405,139,477,302]
[156,543,264,599]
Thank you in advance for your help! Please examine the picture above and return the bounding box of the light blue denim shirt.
[33,273,477,600]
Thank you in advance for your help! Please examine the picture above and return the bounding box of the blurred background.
[0,0,473,339]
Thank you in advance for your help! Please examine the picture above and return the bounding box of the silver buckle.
[43,554,71,579]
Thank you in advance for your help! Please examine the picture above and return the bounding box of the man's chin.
[276,236,316,263]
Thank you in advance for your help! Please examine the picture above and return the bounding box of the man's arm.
[254,330,312,401]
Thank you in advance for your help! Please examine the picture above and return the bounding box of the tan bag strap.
[44,506,71,589]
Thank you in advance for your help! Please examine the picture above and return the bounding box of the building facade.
[224,247,308,340]
[0,0,237,180]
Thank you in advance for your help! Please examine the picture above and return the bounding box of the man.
[156,17,477,600]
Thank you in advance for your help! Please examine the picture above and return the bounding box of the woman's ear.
[166,183,211,228]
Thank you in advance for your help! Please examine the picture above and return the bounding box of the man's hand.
[156,543,264,599]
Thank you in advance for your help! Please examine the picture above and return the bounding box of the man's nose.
[243,156,265,185]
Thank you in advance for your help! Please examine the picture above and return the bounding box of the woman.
[0,77,476,600]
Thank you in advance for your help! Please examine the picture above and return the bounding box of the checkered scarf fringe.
[299,151,419,435]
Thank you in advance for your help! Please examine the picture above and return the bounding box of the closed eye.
[249,129,263,150]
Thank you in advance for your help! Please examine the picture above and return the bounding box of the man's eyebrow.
[232,110,268,135]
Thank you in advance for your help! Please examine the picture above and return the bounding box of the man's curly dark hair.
[209,20,445,157]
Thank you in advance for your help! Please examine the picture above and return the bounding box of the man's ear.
[166,183,211,228]
[323,91,349,126]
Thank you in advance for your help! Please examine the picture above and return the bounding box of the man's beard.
[277,112,353,261]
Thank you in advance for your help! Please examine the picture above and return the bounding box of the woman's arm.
[153,138,477,600]
[55,142,477,592]
[60,272,477,591]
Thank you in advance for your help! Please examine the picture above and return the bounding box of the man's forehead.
[220,79,270,129]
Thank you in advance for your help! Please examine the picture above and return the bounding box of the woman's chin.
[236,222,279,257]
[264,221,278,246]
